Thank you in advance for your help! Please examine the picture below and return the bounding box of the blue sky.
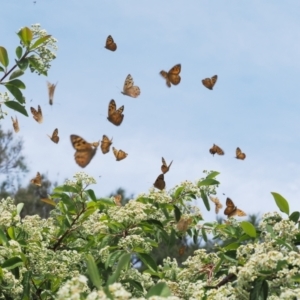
[1,1,300,220]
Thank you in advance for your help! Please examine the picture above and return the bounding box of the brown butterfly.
[153,174,165,190]
[70,135,98,168]
[209,196,223,214]
[121,74,141,98]
[48,128,59,144]
[235,147,246,160]
[105,35,117,51]
[107,99,124,126]
[160,64,181,87]
[161,157,173,174]
[178,245,186,256]
[224,198,246,218]
[112,147,128,161]
[30,105,43,123]
[31,172,42,186]
[101,135,113,154]
[202,75,218,90]
[47,81,57,105]
[177,217,192,232]
[114,195,122,206]
[11,116,20,133]
[209,144,224,156]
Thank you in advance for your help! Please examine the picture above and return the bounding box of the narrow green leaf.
[4,84,24,103]
[85,254,102,289]
[105,250,126,269]
[2,257,23,269]
[146,282,171,298]
[15,46,23,59]
[9,70,24,80]
[206,171,220,179]
[53,185,78,193]
[271,192,289,215]
[173,205,181,222]
[224,242,240,250]
[17,27,33,47]
[0,46,9,67]
[21,270,31,299]
[0,228,8,246]
[240,221,256,238]
[16,203,24,215]
[201,227,208,242]
[137,253,157,272]
[86,189,97,201]
[201,189,210,211]
[107,253,131,285]
[289,211,300,223]
[41,198,56,207]
[7,227,15,240]
[174,186,184,198]
[30,35,51,50]
[122,279,144,293]
[4,101,28,116]
[6,79,26,89]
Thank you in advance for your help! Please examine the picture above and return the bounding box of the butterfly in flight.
[47,81,58,105]
[209,144,224,156]
[31,172,42,186]
[178,245,186,256]
[47,128,59,144]
[100,135,113,154]
[202,75,218,90]
[161,157,173,174]
[153,174,165,190]
[235,147,246,160]
[224,198,246,218]
[114,195,122,206]
[11,116,20,133]
[177,217,192,232]
[105,35,117,51]
[160,64,181,87]
[30,105,43,123]
[107,99,124,126]
[121,74,141,98]
[70,135,98,168]
[209,196,223,214]
[112,147,128,161]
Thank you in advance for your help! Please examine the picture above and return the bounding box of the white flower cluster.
[65,171,97,188]
[0,197,21,227]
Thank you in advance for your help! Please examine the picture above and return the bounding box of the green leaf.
[289,211,300,223]
[201,227,208,242]
[2,257,23,269]
[174,186,184,198]
[7,227,15,240]
[53,185,79,193]
[0,66,4,72]
[4,101,28,116]
[9,70,24,80]
[15,46,23,59]
[0,46,9,67]
[107,253,131,285]
[15,58,29,72]
[85,254,102,289]
[16,203,24,215]
[21,270,31,299]
[271,192,289,215]
[122,279,144,293]
[146,282,171,298]
[41,198,56,207]
[206,171,220,179]
[250,279,268,300]
[6,79,26,89]
[198,178,220,187]
[201,189,210,211]
[0,228,8,246]
[17,27,33,47]
[4,84,24,103]
[173,205,181,222]
[30,35,51,50]
[105,250,126,269]
[137,253,157,272]
[291,274,300,282]
[240,221,257,238]
[86,189,97,201]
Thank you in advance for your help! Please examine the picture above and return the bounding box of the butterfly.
[202,75,218,90]
[107,99,124,126]
[114,195,122,206]
[70,135,98,168]
[30,105,43,123]
[209,144,224,156]
[105,35,117,51]
[101,135,113,154]
[160,64,181,87]
[112,147,128,161]
[224,198,246,218]
[48,128,59,144]
[178,245,186,256]
[31,172,42,186]
[47,81,57,105]
[153,174,165,190]
[209,196,223,214]
[235,147,246,160]
[121,74,141,98]
[177,217,192,232]
[161,157,173,174]
[11,116,20,133]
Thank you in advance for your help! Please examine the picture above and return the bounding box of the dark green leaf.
[15,58,29,72]
[198,178,219,187]
[2,257,23,269]
[137,253,157,272]
[201,227,208,242]
[201,189,210,211]
[0,46,9,67]
[6,79,25,89]
[105,250,126,269]
[9,70,24,80]
[289,211,300,223]
[0,228,8,246]
[21,271,31,299]
[146,282,171,298]
[271,192,289,215]
[240,221,256,238]
[30,35,51,50]
[86,189,97,201]
[86,254,102,289]
[0,66,4,72]
[4,84,24,103]
[169,228,176,247]
[250,279,268,300]
[107,253,131,285]
[17,27,33,47]
[122,279,143,293]
[4,101,28,116]
[206,171,220,179]
[15,46,23,59]
[173,205,181,222]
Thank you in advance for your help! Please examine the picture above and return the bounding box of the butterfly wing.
[31,172,42,186]
[30,105,43,123]
[153,174,165,190]
[114,195,122,206]
[178,245,186,256]
[160,70,171,87]
[161,157,173,174]
[209,196,223,214]
[121,74,140,98]
[49,128,59,143]
[177,217,192,231]
[236,147,246,160]
[101,135,113,154]
[224,198,236,217]
[202,75,217,90]
[11,116,20,133]
[168,64,181,86]
[47,81,57,105]
[107,100,124,126]
[105,35,117,51]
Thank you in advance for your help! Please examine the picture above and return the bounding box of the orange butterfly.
[70,135,98,168]
[202,75,218,90]
[224,198,246,218]
[30,105,43,123]
[161,157,173,174]
[114,195,122,206]
[101,135,113,154]
[209,144,224,156]
[48,128,59,144]
[121,74,140,98]
[178,245,186,256]
[160,64,181,87]
[11,116,20,133]
[112,147,128,161]
[209,196,223,214]
[31,172,41,186]
[153,174,165,190]
[107,99,124,126]
[177,217,192,232]
[47,81,57,105]
[105,35,117,51]
[235,147,246,160]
